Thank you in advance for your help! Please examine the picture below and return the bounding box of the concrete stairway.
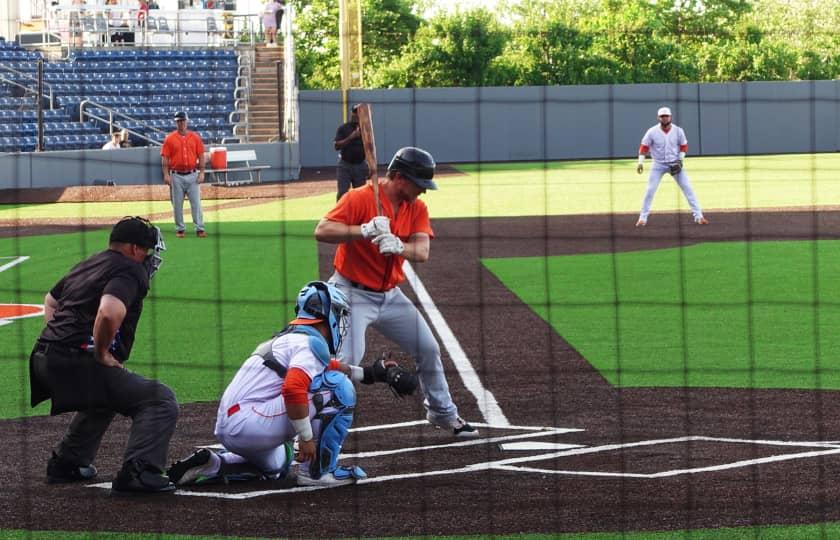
[246,44,285,142]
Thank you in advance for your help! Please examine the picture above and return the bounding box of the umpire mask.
[144,226,166,281]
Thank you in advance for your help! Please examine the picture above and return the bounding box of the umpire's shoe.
[111,460,176,495]
[46,451,98,484]
[167,448,223,486]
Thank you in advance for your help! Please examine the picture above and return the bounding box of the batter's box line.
[85,423,585,499]
[491,435,840,479]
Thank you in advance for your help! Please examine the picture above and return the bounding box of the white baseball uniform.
[213,333,330,474]
[638,123,704,222]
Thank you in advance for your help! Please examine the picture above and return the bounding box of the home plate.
[499,442,585,451]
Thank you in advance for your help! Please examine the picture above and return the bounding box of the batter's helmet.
[294,281,351,355]
[387,147,437,190]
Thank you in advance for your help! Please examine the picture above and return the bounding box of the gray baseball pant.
[170,171,205,232]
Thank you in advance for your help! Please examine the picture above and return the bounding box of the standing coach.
[161,111,207,238]
[30,216,179,494]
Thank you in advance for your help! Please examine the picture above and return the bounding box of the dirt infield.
[2,209,840,537]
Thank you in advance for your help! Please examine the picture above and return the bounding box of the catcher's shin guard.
[308,371,366,480]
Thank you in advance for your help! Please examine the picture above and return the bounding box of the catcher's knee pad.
[308,371,358,478]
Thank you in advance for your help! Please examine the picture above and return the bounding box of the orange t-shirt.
[160,130,204,172]
[325,184,434,291]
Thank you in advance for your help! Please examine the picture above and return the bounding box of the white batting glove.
[373,233,405,255]
[361,216,391,239]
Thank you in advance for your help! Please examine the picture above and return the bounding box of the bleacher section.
[0,40,239,153]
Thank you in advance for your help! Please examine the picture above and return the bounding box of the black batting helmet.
[387,147,437,190]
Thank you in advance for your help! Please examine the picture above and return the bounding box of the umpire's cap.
[387,147,437,190]
[110,216,158,248]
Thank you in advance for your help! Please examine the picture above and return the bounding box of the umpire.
[333,103,369,201]
[29,216,179,495]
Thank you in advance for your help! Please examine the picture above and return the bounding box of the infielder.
[314,146,478,438]
[167,281,413,488]
[636,106,708,227]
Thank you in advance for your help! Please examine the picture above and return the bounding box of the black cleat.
[111,460,175,495]
[46,452,98,484]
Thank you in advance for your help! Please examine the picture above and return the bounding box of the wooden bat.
[355,103,383,216]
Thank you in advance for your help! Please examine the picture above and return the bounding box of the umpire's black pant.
[29,341,179,470]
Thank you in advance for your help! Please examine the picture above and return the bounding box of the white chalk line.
[0,255,29,274]
[87,432,840,500]
[403,261,510,427]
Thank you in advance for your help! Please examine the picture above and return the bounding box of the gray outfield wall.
[0,142,299,189]
[300,81,840,168]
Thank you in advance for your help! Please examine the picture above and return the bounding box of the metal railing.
[282,4,299,143]
[47,7,262,50]
[0,63,54,109]
[79,99,167,147]
[231,49,253,142]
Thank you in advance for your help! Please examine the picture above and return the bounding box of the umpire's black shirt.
[334,121,365,164]
[39,249,149,363]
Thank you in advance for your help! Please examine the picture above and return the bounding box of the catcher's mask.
[294,281,350,355]
[387,147,437,190]
[110,216,166,280]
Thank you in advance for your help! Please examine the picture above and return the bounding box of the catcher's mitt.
[361,351,418,398]
[668,161,683,176]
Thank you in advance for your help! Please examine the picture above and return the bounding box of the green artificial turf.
[483,239,840,389]
[0,221,319,420]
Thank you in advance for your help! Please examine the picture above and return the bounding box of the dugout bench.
[208,150,270,187]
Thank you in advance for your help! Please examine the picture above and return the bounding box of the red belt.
[227,403,240,417]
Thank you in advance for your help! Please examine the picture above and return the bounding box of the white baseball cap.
[657,107,672,117]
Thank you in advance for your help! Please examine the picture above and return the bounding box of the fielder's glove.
[361,216,391,239]
[668,161,683,176]
[373,233,405,255]
[362,352,418,399]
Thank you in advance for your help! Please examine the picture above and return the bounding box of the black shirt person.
[333,104,370,201]
[30,216,179,494]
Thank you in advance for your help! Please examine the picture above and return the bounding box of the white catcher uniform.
[213,332,331,474]
[167,281,366,487]
[637,108,705,223]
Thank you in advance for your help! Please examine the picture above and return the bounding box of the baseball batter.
[636,106,708,227]
[314,146,478,438]
[167,281,371,487]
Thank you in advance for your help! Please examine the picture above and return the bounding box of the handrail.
[282,4,298,143]
[79,99,167,147]
[0,63,54,109]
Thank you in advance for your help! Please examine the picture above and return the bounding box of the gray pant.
[30,342,179,470]
[329,272,459,425]
[170,171,204,232]
[336,160,369,201]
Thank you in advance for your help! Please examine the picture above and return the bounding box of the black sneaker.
[167,448,217,486]
[111,460,175,495]
[452,417,479,438]
[46,452,97,484]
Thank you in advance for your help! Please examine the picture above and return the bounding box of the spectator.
[102,131,122,150]
[262,0,281,47]
[160,111,207,238]
[119,129,132,148]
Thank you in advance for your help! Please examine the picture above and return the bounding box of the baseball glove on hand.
[362,352,418,398]
[668,161,683,176]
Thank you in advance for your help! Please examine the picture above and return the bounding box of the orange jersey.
[325,184,434,291]
[160,130,204,171]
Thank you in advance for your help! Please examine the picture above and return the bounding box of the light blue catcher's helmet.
[294,281,351,355]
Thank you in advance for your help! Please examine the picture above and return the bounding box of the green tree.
[371,8,509,87]
[289,0,421,90]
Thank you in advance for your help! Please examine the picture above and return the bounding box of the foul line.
[403,261,510,427]
[0,256,29,273]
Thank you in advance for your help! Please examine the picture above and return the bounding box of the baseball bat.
[355,103,383,216]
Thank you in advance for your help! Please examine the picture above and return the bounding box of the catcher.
[635,106,708,227]
[167,280,416,488]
